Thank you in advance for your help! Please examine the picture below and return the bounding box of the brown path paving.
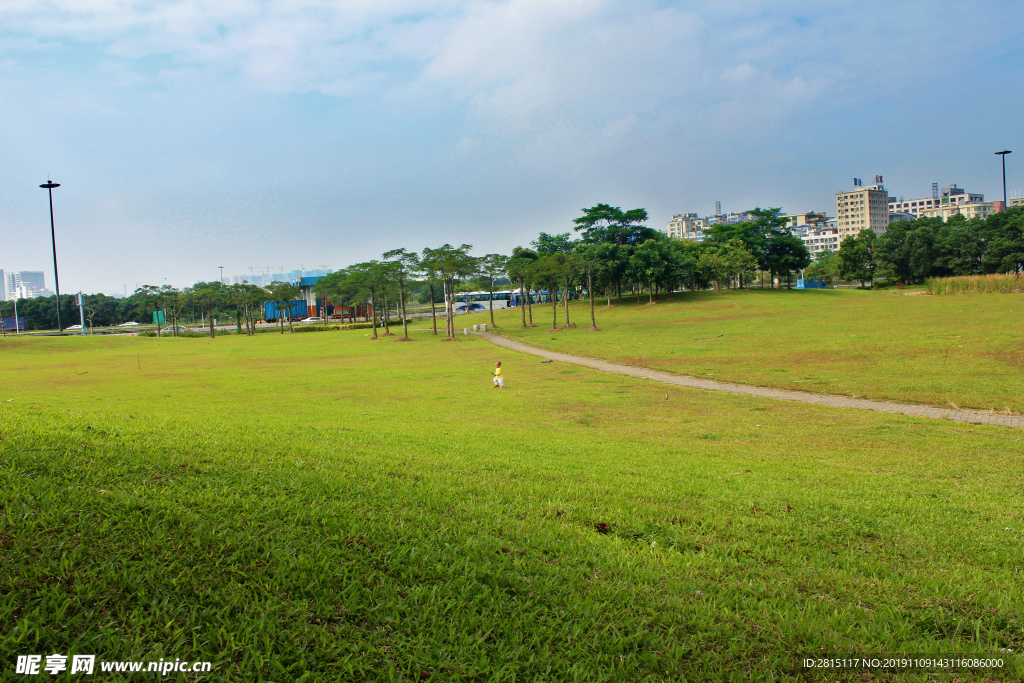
[475,331,1024,431]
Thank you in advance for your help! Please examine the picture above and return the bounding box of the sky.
[1,0,1022,294]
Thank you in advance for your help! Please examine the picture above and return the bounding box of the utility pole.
[219,265,225,284]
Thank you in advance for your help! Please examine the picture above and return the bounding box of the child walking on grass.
[492,361,505,389]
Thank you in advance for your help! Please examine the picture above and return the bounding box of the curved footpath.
[475,331,1024,431]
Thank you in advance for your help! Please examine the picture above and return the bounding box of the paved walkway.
[475,332,1024,431]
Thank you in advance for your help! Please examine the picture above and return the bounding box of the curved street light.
[39,180,62,332]
[995,151,1011,211]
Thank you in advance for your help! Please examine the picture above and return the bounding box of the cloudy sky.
[1,0,1021,293]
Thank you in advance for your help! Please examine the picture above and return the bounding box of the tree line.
[5,203,839,334]
[806,207,1024,287]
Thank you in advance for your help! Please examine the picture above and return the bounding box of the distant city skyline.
[1,1,1020,293]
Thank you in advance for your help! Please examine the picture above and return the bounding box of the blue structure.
[264,299,308,321]
[796,279,828,289]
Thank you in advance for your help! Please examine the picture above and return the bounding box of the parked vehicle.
[66,324,83,330]
[118,321,141,327]
[300,317,323,323]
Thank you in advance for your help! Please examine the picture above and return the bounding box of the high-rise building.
[836,177,890,239]
[19,271,45,292]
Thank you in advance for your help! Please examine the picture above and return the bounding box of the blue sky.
[1,0,1021,293]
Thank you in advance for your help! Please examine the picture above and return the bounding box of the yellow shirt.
[494,367,503,377]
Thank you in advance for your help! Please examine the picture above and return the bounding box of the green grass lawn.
[1,332,1022,681]
[463,288,1024,414]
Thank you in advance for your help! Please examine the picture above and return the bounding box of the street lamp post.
[39,180,62,332]
[996,150,1012,211]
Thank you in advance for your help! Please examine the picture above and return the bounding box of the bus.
[453,291,516,312]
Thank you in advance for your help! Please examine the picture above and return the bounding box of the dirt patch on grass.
[985,345,1024,370]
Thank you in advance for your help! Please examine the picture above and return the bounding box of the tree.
[418,249,444,335]
[980,207,1024,273]
[525,256,565,330]
[763,233,811,288]
[382,248,420,340]
[478,253,508,329]
[577,242,619,329]
[803,250,841,285]
[160,285,188,336]
[837,230,877,288]
[190,282,225,337]
[696,240,755,292]
[267,281,300,334]
[422,244,476,339]
[135,285,164,335]
[572,204,656,246]
[627,239,668,303]
[507,247,539,328]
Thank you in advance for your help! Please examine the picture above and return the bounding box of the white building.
[800,228,841,260]
[664,213,710,241]
[919,202,998,222]
[888,184,984,218]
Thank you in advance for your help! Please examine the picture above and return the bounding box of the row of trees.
[13,202,887,334]
[807,208,1024,287]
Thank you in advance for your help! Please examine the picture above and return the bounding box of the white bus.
[453,291,516,312]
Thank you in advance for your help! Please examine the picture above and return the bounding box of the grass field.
[464,288,1024,414]
[2,330,1023,681]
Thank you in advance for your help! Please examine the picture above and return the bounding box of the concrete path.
[475,331,1024,431]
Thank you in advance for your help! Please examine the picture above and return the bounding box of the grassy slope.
[464,289,1024,413]
[1,332,1022,681]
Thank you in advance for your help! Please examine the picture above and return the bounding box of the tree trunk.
[526,284,534,326]
[588,267,597,329]
[370,290,378,339]
[399,279,409,339]
[209,308,215,338]
[563,273,571,326]
[489,279,496,328]
[519,277,527,328]
[648,282,653,303]
[429,283,438,335]
[550,277,558,329]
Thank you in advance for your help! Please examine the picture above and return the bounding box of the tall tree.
[507,247,539,328]
[382,248,421,340]
[627,239,668,303]
[478,253,509,329]
[422,244,476,338]
[134,285,164,335]
[838,229,877,288]
[267,281,300,334]
[572,204,656,246]
[190,282,225,338]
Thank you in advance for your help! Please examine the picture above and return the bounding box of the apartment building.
[919,202,998,222]
[664,213,710,241]
[836,178,890,239]
[801,228,841,260]
[888,184,984,218]
[782,212,830,230]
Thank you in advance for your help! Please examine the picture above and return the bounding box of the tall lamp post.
[39,180,63,332]
[996,150,1012,211]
